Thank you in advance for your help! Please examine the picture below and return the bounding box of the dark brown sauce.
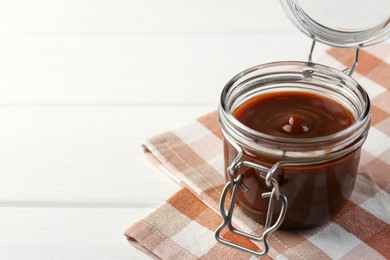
[224,91,360,228]
[233,91,354,138]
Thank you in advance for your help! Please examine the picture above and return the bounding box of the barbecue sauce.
[233,91,354,138]
[224,91,361,228]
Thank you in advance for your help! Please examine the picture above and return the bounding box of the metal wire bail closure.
[308,40,360,76]
[215,144,288,256]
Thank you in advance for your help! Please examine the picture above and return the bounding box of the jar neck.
[219,61,370,160]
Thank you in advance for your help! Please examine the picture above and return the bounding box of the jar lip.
[220,61,370,145]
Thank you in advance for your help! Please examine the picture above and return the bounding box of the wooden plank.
[0,105,215,206]
[0,34,322,104]
[0,207,152,259]
[0,0,296,34]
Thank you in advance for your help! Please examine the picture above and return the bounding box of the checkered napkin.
[125,44,390,259]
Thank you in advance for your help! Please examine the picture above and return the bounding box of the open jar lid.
[280,0,390,48]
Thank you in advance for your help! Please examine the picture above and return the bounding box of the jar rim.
[219,61,370,148]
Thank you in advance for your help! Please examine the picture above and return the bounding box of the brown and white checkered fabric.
[126,43,390,259]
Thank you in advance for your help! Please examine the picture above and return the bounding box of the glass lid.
[280,0,390,48]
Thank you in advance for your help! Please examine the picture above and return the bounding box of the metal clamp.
[215,153,288,256]
[308,40,360,76]
[214,129,367,256]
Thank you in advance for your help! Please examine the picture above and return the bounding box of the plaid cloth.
[125,44,390,259]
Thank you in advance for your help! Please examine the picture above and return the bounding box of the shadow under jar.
[218,61,370,229]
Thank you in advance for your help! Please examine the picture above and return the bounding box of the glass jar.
[219,61,370,225]
[215,61,370,255]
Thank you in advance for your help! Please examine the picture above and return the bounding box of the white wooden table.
[0,1,328,259]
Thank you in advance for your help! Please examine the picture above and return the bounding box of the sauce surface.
[233,91,354,138]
